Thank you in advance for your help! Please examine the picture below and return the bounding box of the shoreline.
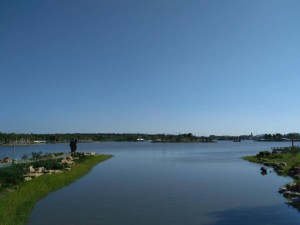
[243,147,300,210]
[0,153,112,225]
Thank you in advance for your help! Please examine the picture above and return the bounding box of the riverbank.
[0,153,112,225]
[243,147,300,210]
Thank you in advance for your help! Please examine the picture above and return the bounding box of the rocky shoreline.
[243,147,300,210]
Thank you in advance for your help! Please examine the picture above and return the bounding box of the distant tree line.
[0,132,214,144]
[1,132,298,145]
[262,133,300,142]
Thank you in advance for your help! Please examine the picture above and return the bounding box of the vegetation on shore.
[0,132,219,144]
[0,153,112,225]
[243,146,300,209]
[1,132,299,145]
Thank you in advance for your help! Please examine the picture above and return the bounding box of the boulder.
[278,187,287,194]
[24,177,32,181]
[35,167,45,173]
[60,157,75,166]
[3,157,9,163]
[49,154,56,159]
[280,162,288,167]
[260,167,267,173]
[28,166,35,173]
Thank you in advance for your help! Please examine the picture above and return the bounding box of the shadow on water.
[205,204,299,225]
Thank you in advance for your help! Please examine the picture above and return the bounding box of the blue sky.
[1,0,300,135]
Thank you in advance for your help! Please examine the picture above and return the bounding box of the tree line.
[0,132,298,145]
[0,132,214,144]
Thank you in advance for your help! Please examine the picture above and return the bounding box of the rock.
[284,191,300,198]
[280,162,288,167]
[278,187,287,194]
[83,152,96,156]
[27,173,43,178]
[0,157,10,163]
[260,167,267,173]
[60,157,75,166]
[28,166,35,173]
[3,157,10,163]
[64,168,71,171]
[54,170,63,174]
[274,164,285,170]
[291,197,300,203]
[35,167,45,173]
[24,177,32,181]
[66,156,73,160]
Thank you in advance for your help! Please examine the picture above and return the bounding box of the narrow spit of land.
[0,152,112,225]
[243,146,300,210]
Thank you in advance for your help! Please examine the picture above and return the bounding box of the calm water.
[2,141,300,224]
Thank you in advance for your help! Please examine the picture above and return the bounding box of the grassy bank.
[243,147,300,176]
[0,153,112,225]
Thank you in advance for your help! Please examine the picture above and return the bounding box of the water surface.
[2,141,300,224]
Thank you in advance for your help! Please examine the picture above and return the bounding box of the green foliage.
[21,154,29,161]
[0,159,63,189]
[31,159,64,170]
[31,151,44,160]
[0,164,27,187]
[0,132,255,144]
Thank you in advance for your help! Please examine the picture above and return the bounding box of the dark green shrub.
[31,159,64,170]
[0,164,27,187]
[31,151,44,160]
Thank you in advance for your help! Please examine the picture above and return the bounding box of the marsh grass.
[0,154,112,225]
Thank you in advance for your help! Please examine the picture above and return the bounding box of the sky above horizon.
[1,0,300,136]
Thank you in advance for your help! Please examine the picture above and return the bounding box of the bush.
[31,159,64,170]
[31,151,44,160]
[0,164,27,187]
[256,151,271,158]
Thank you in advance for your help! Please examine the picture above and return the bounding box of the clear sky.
[1,0,300,136]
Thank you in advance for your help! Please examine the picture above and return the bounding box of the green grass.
[243,151,300,175]
[0,154,112,225]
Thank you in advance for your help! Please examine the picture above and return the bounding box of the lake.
[2,141,300,224]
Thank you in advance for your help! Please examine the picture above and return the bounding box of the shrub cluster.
[0,158,64,190]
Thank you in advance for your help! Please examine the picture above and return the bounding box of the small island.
[243,146,300,210]
[0,152,112,225]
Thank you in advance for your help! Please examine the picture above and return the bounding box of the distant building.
[33,140,46,144]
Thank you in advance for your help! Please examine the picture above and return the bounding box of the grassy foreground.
[0,154,112,225]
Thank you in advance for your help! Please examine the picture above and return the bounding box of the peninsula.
[0,152,112,225]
